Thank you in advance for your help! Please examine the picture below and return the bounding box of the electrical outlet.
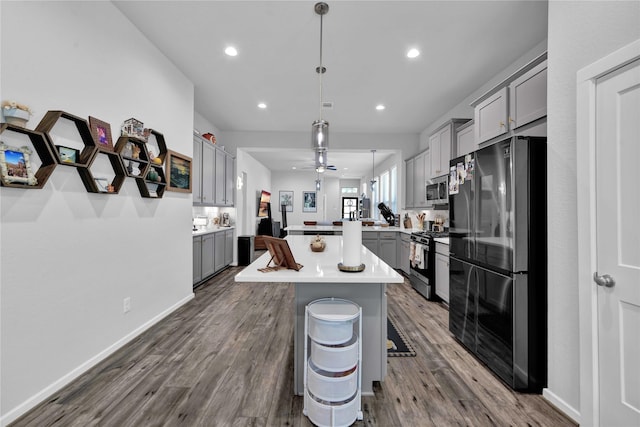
[123,297,131,313]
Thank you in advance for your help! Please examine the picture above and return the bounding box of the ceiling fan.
[301,163,337,171]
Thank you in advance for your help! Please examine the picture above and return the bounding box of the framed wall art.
[55,145,80,164]
[0,143,38,186]
[279,190,293,212]
[89,116,114,152]
[165,149,192,193]
[302,190,317,212]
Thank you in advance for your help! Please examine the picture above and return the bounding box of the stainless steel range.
[409,230,448,300]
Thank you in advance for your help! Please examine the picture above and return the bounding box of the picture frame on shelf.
[165,149,192,193]
[302,190,317,212]
[279,190,293,212]
[89,116,114,152]
[0,143,37,186]
[55,145,80,164]
[94,177,110,193]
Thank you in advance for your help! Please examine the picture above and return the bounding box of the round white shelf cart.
[303,298,363,427]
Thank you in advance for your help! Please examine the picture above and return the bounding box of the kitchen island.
[235,235,403,395]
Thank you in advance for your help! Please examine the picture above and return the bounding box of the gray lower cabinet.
[202,234,216,279]
[435,242,449,303]
[378,231,397,269]
[224,229,234,265]
[400,234,410,274]
[362,232,378,255]
[193,230,234,287]
[193,236,202,285]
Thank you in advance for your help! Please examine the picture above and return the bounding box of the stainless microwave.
[426,175,448,206]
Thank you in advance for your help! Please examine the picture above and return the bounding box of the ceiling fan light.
[311,119,329,151]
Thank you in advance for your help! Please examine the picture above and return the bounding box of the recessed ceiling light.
[291,166,297,170]
[376,104,386,111]
[407,48,420,58]
[257,102,267,109]
[225,46,238,57]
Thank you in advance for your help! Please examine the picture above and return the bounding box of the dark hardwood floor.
[11,266,576,426]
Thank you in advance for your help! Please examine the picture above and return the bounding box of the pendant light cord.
[318,12,324,121]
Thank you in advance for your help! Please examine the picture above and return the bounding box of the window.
[390,166,397,213]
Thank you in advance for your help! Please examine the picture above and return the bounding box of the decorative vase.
[2,108,30,128]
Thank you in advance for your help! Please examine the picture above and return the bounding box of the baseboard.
[543,388,581,424]
[0,293,194,427]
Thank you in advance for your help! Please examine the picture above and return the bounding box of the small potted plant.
[1,100,32,128]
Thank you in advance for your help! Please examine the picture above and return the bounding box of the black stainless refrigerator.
[448,136,547,392]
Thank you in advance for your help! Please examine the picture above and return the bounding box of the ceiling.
[114,1,548,178]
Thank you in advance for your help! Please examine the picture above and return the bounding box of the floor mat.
[387,317,416,357]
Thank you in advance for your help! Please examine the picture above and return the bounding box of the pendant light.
[312,2,329,171]
[370,149,377,192]
[315,171,322,191]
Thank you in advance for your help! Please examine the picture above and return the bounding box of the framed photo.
[279,190,293,212]
[302,190,317,212]
[258,190,271,217]
[165,149,192,193]
[55,145,80,164]
[94,177,110,193]
[0,143,37,185]
[89,116,114,152]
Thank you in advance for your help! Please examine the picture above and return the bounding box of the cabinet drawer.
[379,231,396,240]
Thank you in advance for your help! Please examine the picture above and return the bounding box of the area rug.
[387,317,416,357]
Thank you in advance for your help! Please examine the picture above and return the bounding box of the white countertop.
[286,225,415,234]
[235,235,404,283]
[192,226,234,236]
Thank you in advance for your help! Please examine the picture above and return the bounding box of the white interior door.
[595,57,640,427]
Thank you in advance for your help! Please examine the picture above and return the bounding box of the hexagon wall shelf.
[36,110,98,167]
[115,136,151,179]
[0,123,57,189]
[78,150,127,194]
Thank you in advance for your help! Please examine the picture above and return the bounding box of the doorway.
[342,197,358,219]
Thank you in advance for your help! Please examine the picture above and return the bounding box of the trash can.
[238,235,255,266]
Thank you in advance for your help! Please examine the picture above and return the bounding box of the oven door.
[410,242,432,299]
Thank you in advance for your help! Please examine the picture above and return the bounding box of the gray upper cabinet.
[405,158,415,209]
[429,119,469,178]
[472,52,547,146]
[192,137,203,203]
[456,120,476,158]
[508,60,547,130]
[474,87,509,144]
[413,151,428,208]
[193,133,235,207]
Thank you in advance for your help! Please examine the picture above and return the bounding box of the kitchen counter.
[192,226,234,236]
[434,237,449,244]
[235,235,403,283]
[286,224,417,235]
[235,235,402,396]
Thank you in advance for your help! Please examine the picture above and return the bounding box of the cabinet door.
[363,238,378,255]
[474,87,508,144]
[379,238,397,269]
[193,236,202,285]
[214,148,226,205]
[201,234,215,279]
[413,152,425,207]
[214,232,225,272]
[435,252,450,304]
[429,133,441,178]
[225,154,235,206]
[509,61,547,129]
[201,143,215,204]
[224,229,233,266]
[456,123,476,157]
[192,138,203,204]
[400,238,410,274]
[405,158,414,208]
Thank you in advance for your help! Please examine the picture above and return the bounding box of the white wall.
[235,149,271,236]
[0,2,194,424]
[545,1,640,422]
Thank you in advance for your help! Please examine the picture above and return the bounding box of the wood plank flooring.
[11,266,576,426]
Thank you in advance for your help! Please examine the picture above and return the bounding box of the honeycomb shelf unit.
[77,150,127,194]
[35,110,98,167]
[0,123,57,189]
[114,135,151,179]
[145,128,167,166]
[136,162,167,198]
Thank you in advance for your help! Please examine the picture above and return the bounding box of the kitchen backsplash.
[399,209,449,230]
[192,206,236,230]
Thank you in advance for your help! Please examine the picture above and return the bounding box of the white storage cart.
[303,298,363,427]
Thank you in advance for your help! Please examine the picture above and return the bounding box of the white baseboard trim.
[543,388,581,424]
[1,293,194,427]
